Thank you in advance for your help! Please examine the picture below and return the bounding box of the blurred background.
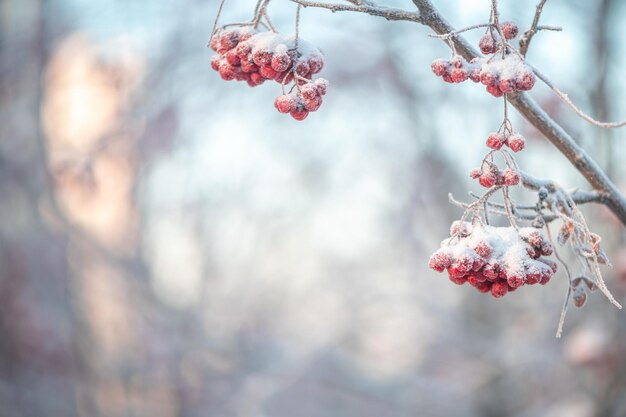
[2,0,626,416]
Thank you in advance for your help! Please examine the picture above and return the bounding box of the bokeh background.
[2,0,626,416]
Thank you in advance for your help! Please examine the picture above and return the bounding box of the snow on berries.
[209,26,328,120]
[431,53,536,97]
[429,222,557,298]
[485,131,526,152]
[430,20,535,97]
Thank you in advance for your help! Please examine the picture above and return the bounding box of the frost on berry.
[486,84,504,97]
[295,60,310,77]
[429,224,557,298]
[503,168,520,186]
[290,106,309,121]
[271,52,292,72]
[479,33,498,55]
[500,21,519,40]
[491,281,509,298]
[209,27,327,120]
[303,96,322,112]
[507,133,526,152]
[429,252,452,272]
[451,67,469,83]
[486,133,505,150]
[314,78,329,96]
[515,68,536,91]
[274,95,297,113]
[477,166,500,188]
[308,56,324,74]
[300,83,318,101]
[431,43,535,96]
[450,220,472,237]
[431,59,450,77]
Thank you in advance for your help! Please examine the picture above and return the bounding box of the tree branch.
[287,0,422,23]
[288,0,626,226]
[409,0,626,226]
[519,0,548,57]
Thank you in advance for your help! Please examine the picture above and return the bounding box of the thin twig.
[287,0,423,23]
[532,67,626,128]
[519,0,548,57]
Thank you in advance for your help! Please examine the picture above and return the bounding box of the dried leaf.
[573,285,587,308]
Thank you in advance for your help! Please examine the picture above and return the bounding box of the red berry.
[469,66,481,83]
[525,272,541,285]
[271,53,292,72]
[507,134,526,152]
[209,32,221,52]
[314,78,329,96]
[308,56,324,74]
[210,55,222,71]
[491,281,509,298]
[240,59,258,73]
[451,67,469,83]
[507,274,525,288]
[248,72,265,86]
[503,168,520,186]
[474,241,492,257]
[218,30,239,53]
[259,65,277,79]
[236,43,252,59]
[303,96,322,112]
[450,220,471,237]
[540,241,553,256]
[429,251,452,272]
[218,62,236,81]
[300,83,318,100]
[295,60,310,77]
[442,74,454,83]
[500,21,519,40]
[252,50,273,66]
[479,33,498,55]
[274,95,297,114]
[469,168,482,179]
[486,133,505,150]
[480,69,498,86]
[499,77,515,93]
[475,281,492,294]
[449,275,468,285]
[479,170,498,188]
[290,107,309,121]
[431,59,450,77]
[486,84,504,97]
[225,49,240,66]
[515,68,535,91]
[483,263,500,280]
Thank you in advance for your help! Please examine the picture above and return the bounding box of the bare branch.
[532,66,626,128]
[292,0,626,225]
[287,0,423,23]
[519,0,548,57]
[408,0,626,227]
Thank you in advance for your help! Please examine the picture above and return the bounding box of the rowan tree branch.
[286,0,626,226]
[519,0,548,57]
[287,0,422,23]
[408,0,626,226]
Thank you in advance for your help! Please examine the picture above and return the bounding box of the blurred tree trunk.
[0,1,88,416]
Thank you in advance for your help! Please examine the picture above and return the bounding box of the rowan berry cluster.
[469,163,520,188]
[274,79,328,120]
[430,21,536,97]
[429,222,557,298]
[484,131,526,152]
[209,26,327,120]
